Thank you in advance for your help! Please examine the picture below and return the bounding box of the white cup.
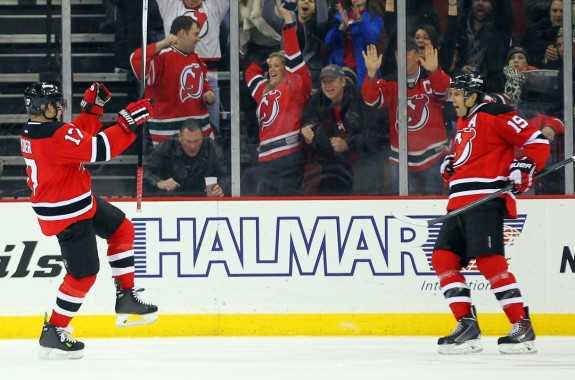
[205,177,217,196]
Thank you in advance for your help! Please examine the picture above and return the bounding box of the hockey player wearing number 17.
[432,73,550,355]
[21,82,158,359]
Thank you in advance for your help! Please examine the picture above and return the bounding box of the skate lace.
[447,319,465,337]
[508,320,527,337]
[132,288,153,306]
[56,326,77,344]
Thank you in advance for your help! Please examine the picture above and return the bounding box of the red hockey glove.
[509,156,536,194]
[440,154,455,182]
[117,98,154,133]
[81,82,112,116]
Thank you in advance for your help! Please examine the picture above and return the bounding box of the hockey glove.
[117,99,154,134]
[509,156,536,194]
[81,82,112,116]
[440,154,455,182]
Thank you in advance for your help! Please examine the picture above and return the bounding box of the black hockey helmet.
[450,73,485,94]
[449,73,485,103]
[23,81,66,114]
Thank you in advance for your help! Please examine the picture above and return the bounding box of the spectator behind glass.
[415,1,459,74]
[155,0,230,134]
[300,64,371,195]
[381,0,442,76]
[263,0,329,92]
[244,1,312,196]
[130,16,216,151]
[144,119,229,197]
[455,0,513,93]
[240,0,282,65]
[362,40,451,195]
[522,0,563,70]
[325,0,384,85]
[502,46,537,104]
[409,3,461,144]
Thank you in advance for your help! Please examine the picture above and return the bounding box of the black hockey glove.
[117,99,154,133]
[81,82,112,116]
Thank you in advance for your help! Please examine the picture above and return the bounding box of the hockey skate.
[38,313,84,360]
[115,279,158,327]
[438,306,483,354]
[498,307,537,354]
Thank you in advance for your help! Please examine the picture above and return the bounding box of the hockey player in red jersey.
[432,74,550,355]
[244,0,312,196]
[130,15,215,147]
[21,82,158,359]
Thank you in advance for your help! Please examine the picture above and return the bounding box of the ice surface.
[2,337,575,380]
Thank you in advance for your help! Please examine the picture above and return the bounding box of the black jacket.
[301,82,375,194]
[522,17,561,69]
[144,135,229,196]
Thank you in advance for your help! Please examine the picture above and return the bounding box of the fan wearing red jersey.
[431,74,550,355]
[244,0,312,196]
[21,82,158,360]
[361,41,451,195]
[130,15,216,148]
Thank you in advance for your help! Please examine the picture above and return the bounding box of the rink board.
[0,198,574,338]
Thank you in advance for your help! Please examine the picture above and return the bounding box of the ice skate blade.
[116,312,158,327]
[498,341,538,354]
[38,346,84,360]
[438,339,483,355]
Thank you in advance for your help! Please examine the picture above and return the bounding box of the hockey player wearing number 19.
[21,82,159,360]
[432,73,550,355]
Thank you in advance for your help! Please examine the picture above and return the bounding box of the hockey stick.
[392,155,575,227]
[136,0,148,212]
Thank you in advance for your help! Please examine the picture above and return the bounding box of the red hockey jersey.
[20,114,135,236]
[245,24,311,162]
[362,67,451,171]
[130,44,214,145]
[447,102,550,218]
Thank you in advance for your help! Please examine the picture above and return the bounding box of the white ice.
[2,337,575,380]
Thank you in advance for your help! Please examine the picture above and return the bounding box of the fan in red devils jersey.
[21,82,158,359]
[131,15,216,148]
[244,0,312,196]
[431,73,549,355]
[361,41,451,195]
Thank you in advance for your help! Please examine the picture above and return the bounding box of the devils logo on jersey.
[452,122,477,167]
[183,10,209,39]
[398,94,430,131]
[180,63,204,102]
[257,89,281,130]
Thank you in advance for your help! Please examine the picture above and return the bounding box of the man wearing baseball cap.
[300,63,372,195]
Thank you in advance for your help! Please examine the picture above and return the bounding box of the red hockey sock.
[107,218,135,289]
[431,249,471,320]
[49,273,96,328]
[475,255,525,323]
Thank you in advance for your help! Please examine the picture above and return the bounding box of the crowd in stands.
[113,0,572,197]
[28,0,570,198]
